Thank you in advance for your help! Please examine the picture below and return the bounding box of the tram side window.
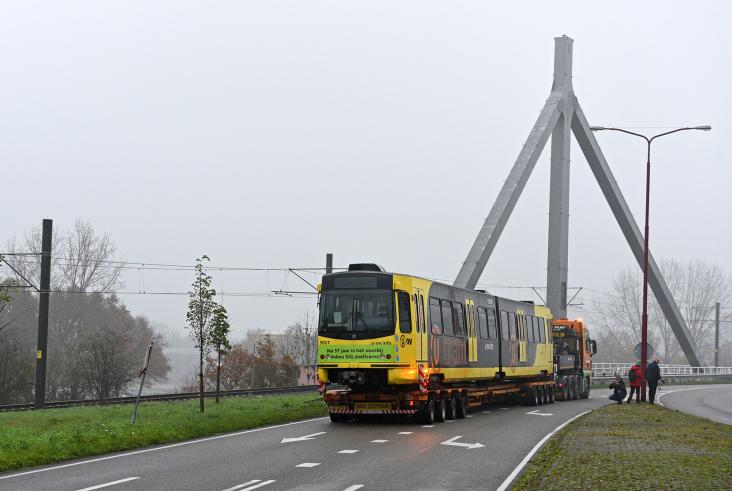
[441,300,454,336]
[539,318,546,343]
[398,292,412,333]
[500,310,509,341]
[429,297,442,335]
[508,313,517,341]
[527,316,535,343]
[453,302,465,337]
[478,307,488,339]
[487,308,498,339]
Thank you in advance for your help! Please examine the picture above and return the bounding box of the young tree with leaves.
[185,256,217,413]
[210,304,231,403]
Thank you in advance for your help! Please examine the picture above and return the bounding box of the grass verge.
[0,393,327,472]
[512,403,732,490]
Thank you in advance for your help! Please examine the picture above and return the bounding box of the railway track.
[0,385,319,412]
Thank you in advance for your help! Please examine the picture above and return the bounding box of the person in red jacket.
[627,362,643,403]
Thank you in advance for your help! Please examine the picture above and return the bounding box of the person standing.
[627,362,643,403]
[646,357,662,404]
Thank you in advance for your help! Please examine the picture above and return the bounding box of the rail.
[592,363,732,380]
[0,385,319,412]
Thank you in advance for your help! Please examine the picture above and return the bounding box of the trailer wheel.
[456,394,467,419]
[571,376,580,400]
[531,387,539,406]
[435,397,447,423]
[330,412,347,423]
[549,386,555,404]
[446,395,457,420]
[542,386,550,405]
[580,377,591,399]
[537,387,544,405]
[418,400,435,425]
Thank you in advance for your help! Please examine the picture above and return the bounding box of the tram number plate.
[354,402,391,411]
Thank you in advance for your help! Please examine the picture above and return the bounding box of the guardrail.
[0,385,320,412]
[592,363,732,381]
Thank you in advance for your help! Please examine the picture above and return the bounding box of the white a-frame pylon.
[454,36,701,366]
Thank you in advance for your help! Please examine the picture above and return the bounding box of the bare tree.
[590,259,732,364]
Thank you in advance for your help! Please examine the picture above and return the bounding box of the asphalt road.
[658,383,732,425]
[0,395,609,491]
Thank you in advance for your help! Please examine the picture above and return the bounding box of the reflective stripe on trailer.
[329,409,418,415]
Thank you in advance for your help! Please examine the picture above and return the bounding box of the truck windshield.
[319,289,394,339]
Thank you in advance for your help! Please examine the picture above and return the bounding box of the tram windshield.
[319,289,394,339]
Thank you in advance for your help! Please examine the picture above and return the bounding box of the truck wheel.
[549,387,555,404]
[572,376,580,400]
[537,387,544,405]
[562,377,570,401]
[580,377,591,399]
[542,386,550,405]
[456,394,467,419]
[435,397,447,423]
[532,387,540,406]
[419,400,435,425]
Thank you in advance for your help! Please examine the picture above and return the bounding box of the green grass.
[512,403,732,490]
[0,394,328,472]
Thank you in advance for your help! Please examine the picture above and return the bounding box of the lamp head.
[590,126,606,131]
[693,125,712,131]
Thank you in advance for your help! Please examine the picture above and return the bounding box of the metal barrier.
[592,363,732,380]
[0,385,319,412]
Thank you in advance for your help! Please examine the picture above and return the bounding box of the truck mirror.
[590,340,597,355]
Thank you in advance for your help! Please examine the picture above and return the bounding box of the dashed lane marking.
[343,486,364,491]
[338,449,359,454]
[465,415,473,418]
[421,425,434,428]
[76,477,139,491]
[370,439,388,443]
[397,431,413,434]
[481,411,492,414]
[221,480,260,491]
[296,463,321,468]
[0,417,329,482]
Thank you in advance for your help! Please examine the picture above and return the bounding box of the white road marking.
[370,439,388,443]
[440,435,484,450]
[236,480,276,491]
[525,409,553,417]
[446,420,456,423]
[343,486,364,491]
[496,410,592,491]
[500,407,509,410]
[397,431,413,435]
[338,449,359,454]
[0,417,330,482]
[296,462,321,468]
[656,387,707,407]
[465,415,473,418]
[481,410,492,414]
[221,480,260,491]
[280,431,326,443]
[76,477,139,491]
[421,425,434,428]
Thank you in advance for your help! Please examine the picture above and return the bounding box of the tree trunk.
[216,349,221,404]
[199,343,204,413]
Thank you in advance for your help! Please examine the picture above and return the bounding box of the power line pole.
[715,301,720,368]
[326,253,333,275]
[34,219,52,408]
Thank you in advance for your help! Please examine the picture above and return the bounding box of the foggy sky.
[2,1,730,340]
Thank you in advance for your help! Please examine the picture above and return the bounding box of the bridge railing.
[591,363,732,379]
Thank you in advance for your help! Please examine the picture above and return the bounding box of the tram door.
[413,288,427,361]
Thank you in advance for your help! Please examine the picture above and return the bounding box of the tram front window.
[319,290,394,339]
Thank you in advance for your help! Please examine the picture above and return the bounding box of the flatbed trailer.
[323,378,557,424]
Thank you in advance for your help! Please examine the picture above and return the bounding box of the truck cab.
[552,318,597,400]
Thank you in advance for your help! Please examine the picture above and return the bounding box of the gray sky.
[2,1,730,340]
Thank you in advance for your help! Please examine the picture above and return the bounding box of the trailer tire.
[435,397,447,423]
[562,377,570,401]
[446,395,457,420]
[456,394,467,419]
[542,386,550,405]
[537,387,544,405]
[419,400,435,425]
[580,377,591,399]
[549,386,555,404]
[330,412,347,423]
[572,376,580,400]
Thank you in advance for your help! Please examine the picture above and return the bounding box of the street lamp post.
[590,125,711,401]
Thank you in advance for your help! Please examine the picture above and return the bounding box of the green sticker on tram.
[318,342,395,362]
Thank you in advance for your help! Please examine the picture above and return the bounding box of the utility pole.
[326,253,333,275]
[34,219,52,408]
[715,302,720,368]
